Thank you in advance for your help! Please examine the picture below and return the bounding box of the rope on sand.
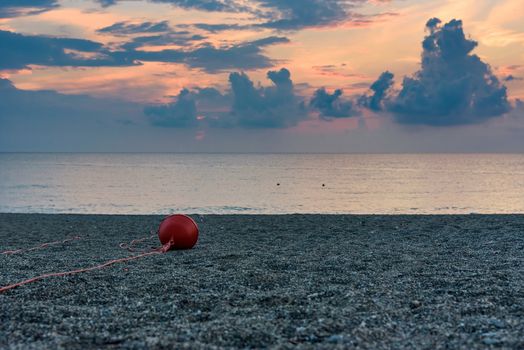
[0,250,165,293]
[1,236,81,255]
[119,232,157,252]
[0,235,173,293]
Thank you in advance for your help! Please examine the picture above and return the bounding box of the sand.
[0,213,523,349]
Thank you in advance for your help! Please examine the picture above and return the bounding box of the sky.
[0,0,523,152]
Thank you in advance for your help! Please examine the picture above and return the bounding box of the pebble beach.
[1,213,523,349]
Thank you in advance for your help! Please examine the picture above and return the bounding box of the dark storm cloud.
[0,0,58,18]
[97,21,172,35]
[225,68,307,128]
[358,71,394,111]
[310,88,358,119]
[0,28,287,72]
[358,18,511,126]
[145,89,199,127]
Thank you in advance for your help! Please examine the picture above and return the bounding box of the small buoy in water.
[158,214,199,251]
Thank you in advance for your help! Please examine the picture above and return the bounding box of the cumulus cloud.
[144,68,306,128]
[225,68,307,128]
[145,89,199,128]
[384,18,511,126]
[310,88,359,118]
[358,71,394,111]
[308,18,511,127]
[0,0,58,18]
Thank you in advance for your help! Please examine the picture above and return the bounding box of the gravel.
[1,213,523,349]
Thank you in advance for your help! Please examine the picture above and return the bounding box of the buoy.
[158,214,199,251]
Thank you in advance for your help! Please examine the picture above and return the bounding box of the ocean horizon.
[1,152,523,215]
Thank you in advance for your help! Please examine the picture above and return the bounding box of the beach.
[1,213,523,349]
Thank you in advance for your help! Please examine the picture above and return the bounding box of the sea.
[1,153,523,214]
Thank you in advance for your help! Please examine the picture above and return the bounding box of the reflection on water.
[0,153,523,214]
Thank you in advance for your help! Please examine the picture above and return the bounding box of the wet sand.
[1,214,523,349]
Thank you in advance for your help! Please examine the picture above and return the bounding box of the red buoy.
[158,214,199,251]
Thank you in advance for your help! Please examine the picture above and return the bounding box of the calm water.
[1,153,524,214]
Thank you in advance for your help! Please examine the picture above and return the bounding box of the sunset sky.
[1,0,523,152]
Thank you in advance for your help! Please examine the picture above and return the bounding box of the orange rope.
[119,233,156,252]
[1,236,81,255]
[0,235,174,293]
[0,249,164,293]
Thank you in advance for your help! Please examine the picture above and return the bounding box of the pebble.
[327,335,344,343]
[410,300,422,309]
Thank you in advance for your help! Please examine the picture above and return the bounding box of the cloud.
[0,29,137,70]
[225,68,307,128]
[96,0,117,7]
[358,71,394,111]
[256,0,373,30]
[145,89,199,127]
[98,0,243,12]
[146,68,307,128]
[0,28,287,72]
[0,77,142,125]
[97,21,172,35]
[131,36,289,72]
[363,18,511,126]
[192,87,232,115]
[310,88,359,118]
[312,64,357,78]
[99,1,390,31]
[504,75,522,82]
[190,23,251,33]
[0,0,58,18]
[145,86,232,127]
[184,36,289,72]
[120,33,206,50]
